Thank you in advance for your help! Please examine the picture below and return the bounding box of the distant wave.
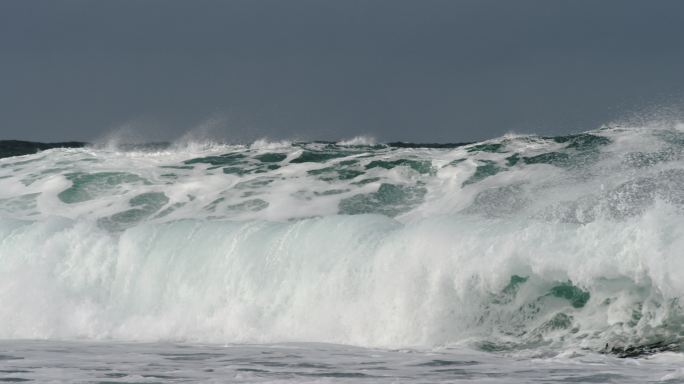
[0,140,87,159]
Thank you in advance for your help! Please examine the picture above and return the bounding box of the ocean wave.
[1,124,683,354]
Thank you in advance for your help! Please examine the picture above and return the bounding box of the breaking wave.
[1,123,684,356]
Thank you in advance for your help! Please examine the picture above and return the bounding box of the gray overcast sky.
[1,0,684,143]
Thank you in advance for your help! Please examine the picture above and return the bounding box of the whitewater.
[1,124,684,382]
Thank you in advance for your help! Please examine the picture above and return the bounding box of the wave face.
[1,125,684,354]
